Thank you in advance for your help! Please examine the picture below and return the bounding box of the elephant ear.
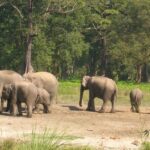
[3,84,13,97]
[82,76,90,87]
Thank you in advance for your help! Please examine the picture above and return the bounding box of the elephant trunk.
[79,85,84,107]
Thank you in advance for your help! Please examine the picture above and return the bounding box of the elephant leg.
[130,105,135,112]
[43,104,49,113]
[43,104,52,113]
[5,98,11,112]
[135,103,140,113]
[0,98,5,112]
[86,92,95,111]
[17,102,22,116]
[86,100,95,111]
[33,104,40,113]
[110,94,115,113]
[11,103,17,116]
[130,100,135,112]
[26,104,32,118]
[99,100,107,113]
[51,95,55,104]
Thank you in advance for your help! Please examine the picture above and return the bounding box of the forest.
[0,0,150,82]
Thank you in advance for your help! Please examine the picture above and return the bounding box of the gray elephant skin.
[23,72,58,104]
[79,76,117,113]
[0,70,24,112]
[130,88,143,113]
[3,81,52,117]
[35,87,52,113]
[9,81,39,117]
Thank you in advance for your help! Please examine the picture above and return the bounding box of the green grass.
[140,142,150,150]
[58,80,150,106]
[117,81,150,106]
[0,130,94,150]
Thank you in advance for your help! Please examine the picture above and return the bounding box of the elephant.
[3,82,52,117]
[34,87,52,113]
[23,72,58,104]
[7,81,39,118]
[79,76,117,113]
[130,88,143,113]
[0,70,24,112]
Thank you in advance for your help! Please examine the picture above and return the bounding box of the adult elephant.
[23,72,58,104]
[79,76,117,113]
[0,70,24,112]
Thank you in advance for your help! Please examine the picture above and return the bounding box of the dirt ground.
[0,104,150,149]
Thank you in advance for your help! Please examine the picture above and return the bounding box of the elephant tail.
[114,84,118,102]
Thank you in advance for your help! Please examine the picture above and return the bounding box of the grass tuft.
[141,142,150,150]
[0,129,94,150]
[0,139,16,150]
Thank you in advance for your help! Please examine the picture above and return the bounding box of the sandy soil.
[0,104,150,149]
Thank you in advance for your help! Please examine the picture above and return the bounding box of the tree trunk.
[24,0,34,74]
[100,36,107,76]
[142,63,150,82]
[136,64,142,83]
[89,49,97,76]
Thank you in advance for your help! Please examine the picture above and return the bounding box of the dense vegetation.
[0,0,150,82]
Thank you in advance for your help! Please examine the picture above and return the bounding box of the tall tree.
[108,0,150,82]
[83,0,118,76]
[25,0,34,73]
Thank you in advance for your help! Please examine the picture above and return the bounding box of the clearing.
[0,104,150,149]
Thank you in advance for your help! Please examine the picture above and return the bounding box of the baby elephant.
[130,88,143,113]
[35,88,52,113]
[10,81,39,118]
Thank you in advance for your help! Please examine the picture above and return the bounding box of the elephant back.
[0,70,23,85]
[130,88,143,100]
[91,76,117,89]
[13,81,38,101]
[23,72,58,95]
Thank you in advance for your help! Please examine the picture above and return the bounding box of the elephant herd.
[0,70,143,118]
[0,70,58,117]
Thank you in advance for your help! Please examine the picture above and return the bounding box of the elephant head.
[79,76,91,107]
[2,84,13,99]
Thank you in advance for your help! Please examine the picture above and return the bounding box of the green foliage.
[0,0,150,80]
[108,0,150,81]
[32,32,53,71]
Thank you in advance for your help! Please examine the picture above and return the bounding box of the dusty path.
[0,104,150,149]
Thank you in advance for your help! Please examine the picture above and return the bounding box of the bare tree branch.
[10,3,23,18]
[0,1,23,18]
[0,2,6,7]
[92,23,102,37]
[43,0,78,15]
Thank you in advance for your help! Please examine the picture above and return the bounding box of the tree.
[108,0,150,82]
[83,0,118,76]
[45,1,89,78]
